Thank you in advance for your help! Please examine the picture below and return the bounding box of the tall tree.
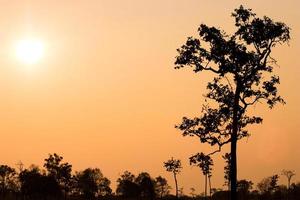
[163,158,182,198]
[174,5,290,200]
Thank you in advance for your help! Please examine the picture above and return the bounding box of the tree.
[0,165,16,198]
[174,5,290,200]
[223,153,231,190]
[136,172,156,200]
[190,153,213,198]
[237,179,253,200]
[237,179,253,193]
[19,166,62,199]
[44,153,72,199]
[98,176,112,196]
[155,176,171,198]
[116,171,140,198]
[257,175,279,194]
[190,187,196,198]
[282,169,296,189]
[163,158,182,198]
[75,168,111,199]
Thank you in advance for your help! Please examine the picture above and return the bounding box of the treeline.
[0,153,172,200]
[0,153,300,200]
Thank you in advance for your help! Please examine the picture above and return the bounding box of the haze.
[0,0,299,193]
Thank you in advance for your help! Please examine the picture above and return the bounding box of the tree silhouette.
[44,153,72,200]
[163,158,182,198]
[223,153,231,190]
[136,172,156,200]
[190,187,196,198]
[155,176,171,198]
[282,169,296,190]
[257,174,279,195]
[116,171,140,198]
[190,153,213,198]
[174,5,290,200]
[75,168,111,199]
[237,179,253,199]
[19,166,62,199]
[0,165,16,198]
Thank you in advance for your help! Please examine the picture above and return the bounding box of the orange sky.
[0,0,299,194]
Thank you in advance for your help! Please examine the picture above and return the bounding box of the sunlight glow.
[15,39,44,65]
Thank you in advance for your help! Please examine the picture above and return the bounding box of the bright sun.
[15,39,44,65]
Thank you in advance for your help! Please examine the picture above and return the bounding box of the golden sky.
[0,0,299,194]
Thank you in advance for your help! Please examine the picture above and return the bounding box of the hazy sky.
[0,0,299,194]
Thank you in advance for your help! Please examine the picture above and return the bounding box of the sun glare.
[15,39,44,65]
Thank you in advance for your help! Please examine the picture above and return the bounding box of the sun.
[15,38,44,65]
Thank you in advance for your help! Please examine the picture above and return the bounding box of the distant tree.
[282,169,296,189]
[44,153,72,199]
[178,187,184,197]
[136,172,155,200]
[155,176,171,198]
[98,176,112,196]
[223,153,231,190]
[237,179,253,193]
[16,161,24,173]
[0,165,16,198]
[19,166,61,199]
[75,168,111,199]
[163,158,182,198]
[237,179,253,200]
[116,171,140,198]
[290,182,300,199]
[190,153,213,198]
[190,187,196,198]
[175,5,290,200]
[257,175,279,194]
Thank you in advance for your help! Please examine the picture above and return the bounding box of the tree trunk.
[173,172,178,198]
[204,174,207,198]
[208,175,212,197]
[230,83,241,200]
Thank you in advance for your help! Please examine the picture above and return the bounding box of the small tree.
[190,187,196,198]
[19,166,62,199]
[190,153,213,198]
[116,171,140,198]
[257,175,279,194]
[155,176,171,198]
[175,5,290,200]
[223,153,231,190]
[136,172,156,200]
[282,169,296,190]
[0,165,16,198]
[44,153,72,200]
[75,168,111,199]
[237,179,253,199]
[163,158,182,198]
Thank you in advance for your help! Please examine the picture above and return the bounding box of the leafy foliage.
[174,5,290,199]
[75,168,112,198]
